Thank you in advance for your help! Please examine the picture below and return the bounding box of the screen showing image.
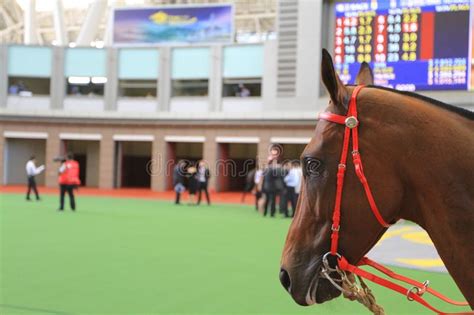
[471,6,474,90]
[113,4,234,45]
[334,0,472,91]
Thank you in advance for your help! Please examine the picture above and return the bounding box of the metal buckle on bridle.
[345,116,359,129]
[406,280,430,301]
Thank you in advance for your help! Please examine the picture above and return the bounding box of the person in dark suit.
[284,160,302,217]
[173,160,186,205]
[262,157,286,217]
[187,165,198,205]
[196,160,211,205]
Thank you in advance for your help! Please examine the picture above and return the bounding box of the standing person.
[187,165,198,205]
[241,168,256,203]
[237,83,251,97]
[293,161,303,215]
[173,160,186,205]
[25,155,45,201]
[253,166,263,211]
[58,152,81,211]
[196,160,211,205]
[279,161,291,216]
[263,156,285,217]
[284,161,302,217]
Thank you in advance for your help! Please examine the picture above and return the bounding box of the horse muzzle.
[279,265,342,306]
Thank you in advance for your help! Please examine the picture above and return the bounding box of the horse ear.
[355,62,374,85]
[321,49,348,109]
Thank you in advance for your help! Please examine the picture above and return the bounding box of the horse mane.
[363,85,474,121]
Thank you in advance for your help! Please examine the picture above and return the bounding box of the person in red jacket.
[58,152,81,211]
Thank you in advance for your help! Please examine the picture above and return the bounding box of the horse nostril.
[279,268,291,292]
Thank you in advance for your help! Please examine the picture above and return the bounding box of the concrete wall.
[121,141,152,156]
[2,25,473,117]
[86,141,99,187]
[63,97,105,112]
[0,119,314,191]
[6,96,50,111]
[169,98,209,113]
[117,98,156,112]
[175,142,203,159]
[63,140,100,187]
[228,143,258,159]
[4,138,46,185]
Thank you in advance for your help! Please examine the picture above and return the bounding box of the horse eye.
[304,158,323,177]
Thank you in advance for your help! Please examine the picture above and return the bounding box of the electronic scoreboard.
[334,0,473,91]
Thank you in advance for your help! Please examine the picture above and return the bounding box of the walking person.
[25,155,45,201]
[173,160,186,205]
[196,160,211,205]
[58,153,81,211]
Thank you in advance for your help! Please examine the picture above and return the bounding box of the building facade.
[1,1,472,191]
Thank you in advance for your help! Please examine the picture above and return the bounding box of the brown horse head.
[279,50,405,305]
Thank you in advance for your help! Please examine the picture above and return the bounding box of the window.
[222,78,261,97]
[66,76,106,96]
[172,79,209,97]
[119,79,157,97]
[8,77,50,96]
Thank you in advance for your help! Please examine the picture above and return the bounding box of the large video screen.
[334,0,473,91]
[113,4,234,45]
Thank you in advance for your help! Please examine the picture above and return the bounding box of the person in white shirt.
[196,160,211,206]
[293,162,303,204]
[284,161,302,217]
[25,155,45,201]
[237,84,251,97]
[254,167,263,211]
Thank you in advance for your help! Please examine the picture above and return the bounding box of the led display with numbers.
[334,0,473,91]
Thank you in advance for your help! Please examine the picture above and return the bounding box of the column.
[165,142,176,190]
[216,143,230,192]
[262,40,277,109]
[157,47,171,111]
[202,139,218,192]
[0,45,7,108]
[24,0,39,45]
[257,133,272,168]
[50,46,65,109]
[104,47,118,111]
[209,45,223,112]
[45,131,61,187]
[98,134,114,189]
[151,136,166,191]
[52,0,67,45]
[158,47,171,111]
[75,0,107,46]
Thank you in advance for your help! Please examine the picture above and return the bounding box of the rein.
[318,85,471,315]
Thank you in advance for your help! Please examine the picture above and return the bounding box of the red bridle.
[318,86,471,314]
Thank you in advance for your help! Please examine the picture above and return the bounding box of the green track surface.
[0,193,469,314]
